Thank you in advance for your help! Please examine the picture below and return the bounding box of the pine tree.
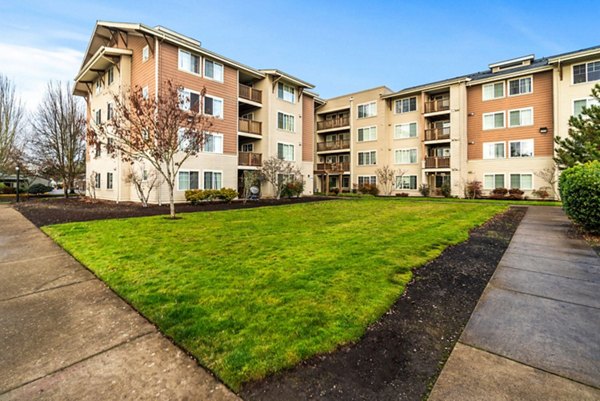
[554,83,600,169]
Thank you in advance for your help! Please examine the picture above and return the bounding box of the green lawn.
[44,199,506,389]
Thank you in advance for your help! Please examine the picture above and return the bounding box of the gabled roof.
[547,44,600,63]
[259,69,315,89]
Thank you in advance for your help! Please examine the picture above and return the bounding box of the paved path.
[429,206,600,400]
[0,205,239,401]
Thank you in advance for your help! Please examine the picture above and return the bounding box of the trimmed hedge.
[185,188,238,204]
[559,160,600,233]
[28,184,53,194]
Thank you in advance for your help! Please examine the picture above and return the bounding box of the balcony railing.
[315,162,350,172]
[316,139,350,152]
[239,118,262,135]
[238,152,262,167]
[239,84,262,104]
[424,156,450,169]
[316,117,350,131]
[424,98,450,113]
[424,127,451,141]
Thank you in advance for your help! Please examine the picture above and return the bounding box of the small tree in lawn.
[126,164,161,207]
[88,80,213,218]
[375,165,396,196]
[241,170,260,204]
[554,83,600,169]
[259,156,302,199]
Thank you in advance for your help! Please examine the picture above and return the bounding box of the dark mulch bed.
[240,207,526,401]
[13,196,336,227]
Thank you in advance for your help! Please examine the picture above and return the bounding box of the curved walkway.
[429,206,600,400]
[0,205,239,401]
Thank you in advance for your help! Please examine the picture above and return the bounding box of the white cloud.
[0,42,83,111]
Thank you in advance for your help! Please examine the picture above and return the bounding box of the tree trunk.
[63,183,68,198]
[168,184,176,218]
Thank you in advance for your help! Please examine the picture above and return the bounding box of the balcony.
[424,127,451,141]
[315,162,350,172]
[316,139,350,152]
[316,117,350,131]
[239,118,262,136]
[424,98,450,113]
[238,152,262,167]
[424,156,450,169]
[239,84,262,104]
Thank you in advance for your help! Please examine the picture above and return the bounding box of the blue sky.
[1,0,599,109]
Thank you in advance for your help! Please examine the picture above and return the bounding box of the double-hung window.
[203,95,223,118]
[106,103,113,120]
[277,82,295,103]
[396,175,417,190]
[394,148,417,164]
[394,97,417,113]
[394,122,417,139]
[509,107,533,127]
[95,173,101,188]
[573,98,599,116]
[358,151,376,165]
[178,171,199,191]
[482,82,504,100]
[357,126,377,141]
[357,102,376,118]
[95,109,102,125]
[483,111,505,129]
[277,143,294,161]
[508,77,532,96]
[277,112,295,132]
[178,49,200,74]
[142,45,149,62]
[483,142,505,159]
[573,61,600,84]
[203,132,223,153]
[484,174,505,190]
[204,59,224,82]
[106,172,113,190]
[358,176,376,186]
[107,67,114,85]
[204,171,222,190]
[509,139,534,158]
[179,88,200,112]
[510,174,533,190]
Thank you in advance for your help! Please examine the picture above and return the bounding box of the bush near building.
[559,160,600,233]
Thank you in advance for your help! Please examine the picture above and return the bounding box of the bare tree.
[0,74,25,174]
[30,81,85,197]
[259,157,302,199]
[241,170,260,204]
[126,164,160,207]
[87,171,97,200]
[375,165,406,195]
[534,165,559,199]
[88,80,213,218]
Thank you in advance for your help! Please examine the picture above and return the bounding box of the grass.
[44,198,506,389]
[338,193,562,207]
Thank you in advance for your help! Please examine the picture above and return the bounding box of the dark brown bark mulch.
[240,207,526,401]
[12,196,336,227]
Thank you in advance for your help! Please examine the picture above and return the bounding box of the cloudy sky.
[1,0,599,111]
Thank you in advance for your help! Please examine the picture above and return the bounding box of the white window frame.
[357,101,377,119]
[277,142,295,161]
[394,97,417,114]
[483,141,506,160]
[507,76,533,97]
[394,148,418,164]
[106,172,113,190]
[508,107,534,128]
[508,139,535,158]
[202,170,223,190]
[482,81,505,101]
[202,132,224,154]
[142,45,149,62]
[107,67,114,86]
[483,173,506,190]
[177,170,200,191]
[142,86,149,100]
[357,175,377,186]
[277,82,296,103]
[572,97,599,116]
[277,111,295,132]
[178,49,201,75]
[394,122,418,139]
[572,60,600,84]
[179,88,201,112]
[482,111,505,130]
[95,172,101,189]
[95,79,101,95]
[509,173,534,190]
[357,126,377,142]
[357,150,377,166]
[241,143,254,152]
[204,59,224,83]
[203,95,224,119]
[395,175,417,190]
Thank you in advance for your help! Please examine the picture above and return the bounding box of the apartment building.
[315,45,600,197]
[74,21,316,203]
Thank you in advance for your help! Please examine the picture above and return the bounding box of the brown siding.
[158,43,238,155]
[129,36,156,98]
[302,95,315,161]
[467,70,554,160]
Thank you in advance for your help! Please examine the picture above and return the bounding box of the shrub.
[185,188,238,204]
[28,183,53,194]
[488,187,507,199]
[508,188,524,200]
[1,186,16,194]
[395,192,409,197]
[419,184,430,197]
[440,182,452,198]
[218,188,238,202]
[281,180,304,198]
[465,180,482,199]
[358,183,379,196]
[532,187,551,200]
[559,160,600,233]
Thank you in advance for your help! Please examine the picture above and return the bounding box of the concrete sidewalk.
[429,206,600,400]
[0,205,239,401]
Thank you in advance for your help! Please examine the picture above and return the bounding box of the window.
[574,98,599,116]
[277,112,295,132]
[142,86,149,100]
[357,102,377,118]
[483,82,504,100]
[95,109,102,125]
[94,142,101,158]
[142,45,149,62]
[241,143,254,152]
[178,49,200,74]
[277,82,295,103]
[179,88,200,112]
[394,122,417,139]
[395,97,417,113]
[484,174,505,190]
[95,173,101,188]
[107,67,114,85]
[107,103,113,120]
[509,139,534,158]
[203,133,223,153]
[357,126,377,141]
[510,173,533,190]
[95,79,101,95]
[277,143,294,161]
[106,172,113,190]
[508,77,532,96]
[178,128,198,152]
[358,176,376,186]
[178,171,199,191]
[483,142,505,159]
[358,151,376,165]
[203,95,223,118]
[204,59,224,82]
[573,61,600,84]
[394,148,417,164]
[396,175,417,190]
[483,111,505,129]
[509,108,533,127]
[204,171,222,190]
